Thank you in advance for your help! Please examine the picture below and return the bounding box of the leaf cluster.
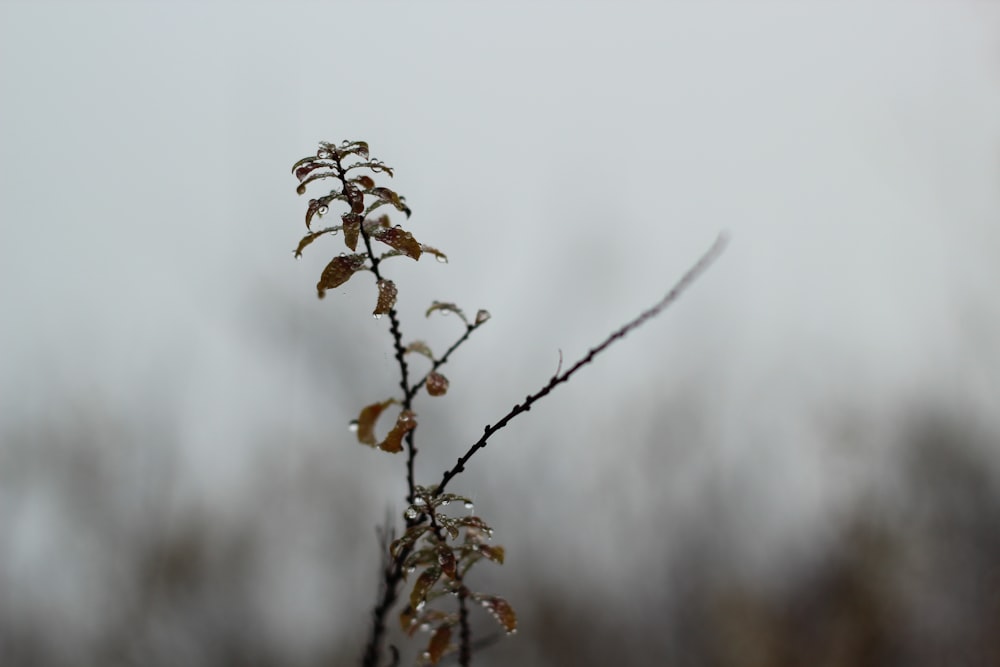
[289,139,726,667]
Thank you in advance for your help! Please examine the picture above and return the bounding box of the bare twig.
[436,233,728,494]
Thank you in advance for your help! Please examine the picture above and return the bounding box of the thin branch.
[408,320,487,401]
[436,232,728,494]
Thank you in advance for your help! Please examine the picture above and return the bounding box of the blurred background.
[2,2,999,665]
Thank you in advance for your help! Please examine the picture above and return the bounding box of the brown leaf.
[342,214,360,251]
[295,162,327,182]
[437,546,457,578]
[294,227,338,258]
[425,372,449,397]
[347,186,365,214]
[390,524,430,559]
[409,565,441,611]
[372,226,422,260]
[399,605,417,633]
[478,595,517,634]
[356,399,395,447]
[380,409,416,453]
[305,199,320,229]
[426,624,451,664]
[316,253,367,298]
[478,544,505,565]
[355,174,375,189]
[374,279,398,316]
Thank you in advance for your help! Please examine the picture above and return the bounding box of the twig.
[436,233,728,494]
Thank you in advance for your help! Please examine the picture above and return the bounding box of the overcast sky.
[2,4,999,651]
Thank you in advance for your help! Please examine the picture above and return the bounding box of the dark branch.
[436,233,728,494]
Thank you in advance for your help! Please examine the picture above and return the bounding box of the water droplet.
[440,499,450,506]
[317,205,329,216]
[317,148,331,159]
[464,501,474,509]
[407,566,416,574]
[419,623,431,633]
[373,313,383,320]
[405,507,418,519]
[435,254,448,263]
[415,601,426,611]
[475,309,491,324]
[413,496,427,506]
[508,628,518,636]
[348,420,359,432]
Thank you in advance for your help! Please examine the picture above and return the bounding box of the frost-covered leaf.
[380,409,416,453]
[425,624,451,665]
[316,253,367,298]
[425,301,467,323]
[409,565,442,610]
[356,399,396,447]
[405,341,434,360]
[475,595,517,634]
[371,226,422,260]
[374,279,398,316]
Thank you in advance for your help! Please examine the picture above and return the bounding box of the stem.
[437,233,728,494]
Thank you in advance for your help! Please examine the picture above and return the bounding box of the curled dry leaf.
[477,595,517,634]
[425,301,467,322]
[426,625,451,665]
[409,565,442,610]
[477,544,505,565]
[425,372,449,397]
[420,245,448,263]
[356,399,396,447]
[374,279,398,316]
[380,409,417,453]
[437,546,457,578]
[342,213,361,250]
[405,341,434,360]
[316,253,367,298]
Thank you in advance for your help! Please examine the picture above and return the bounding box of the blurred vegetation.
[1,401,997,666]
